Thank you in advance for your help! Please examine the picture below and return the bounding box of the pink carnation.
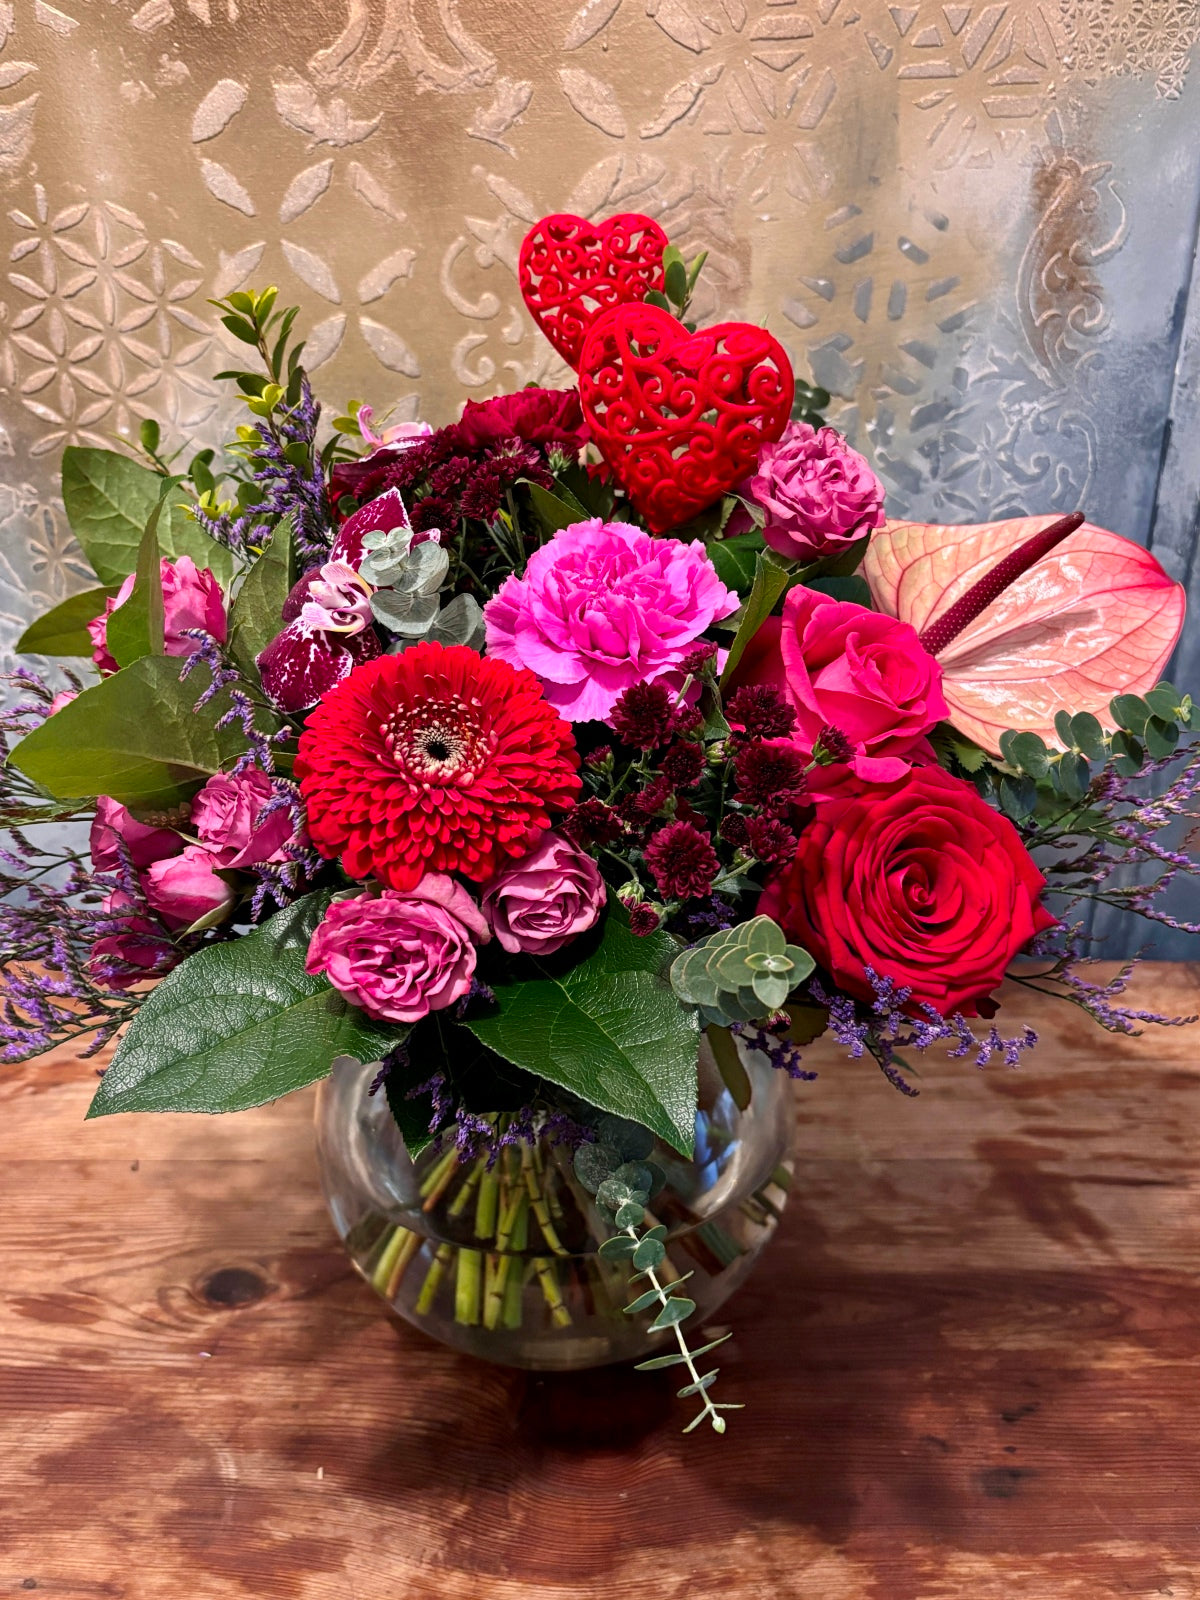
[190,768,299,871]
[88,556,227,674]
[778,586,948,781]
[484,518,738,722]
[743,421,885,561]
[305,877,490,1024]
[480,830,604,955]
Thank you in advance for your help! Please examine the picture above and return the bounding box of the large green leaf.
[87,892,403,1118]
[61,447,235,588]
[525,480,589,534]
[464,909,700,1155]
[719,550,794,687]
[8,652,258,809]
[16,586,120,656]
[105,498,166,669]
[228,516,294,678]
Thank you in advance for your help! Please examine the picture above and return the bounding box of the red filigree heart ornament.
[578,302,795,533]
[519,212,668,368]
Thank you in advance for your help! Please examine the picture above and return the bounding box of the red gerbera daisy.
[295,642,582,891]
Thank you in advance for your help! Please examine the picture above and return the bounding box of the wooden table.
[3,964,1200,1599]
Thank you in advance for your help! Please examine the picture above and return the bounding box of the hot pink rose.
[480,830,604,955]
[143,845,235,932]
[90,796,184,875]
[484,518,738,722]
[774,586,948,781]
[742,421,885,561]
[305,877,490,1024]
[190,769,299,871]
[88,556,227,674]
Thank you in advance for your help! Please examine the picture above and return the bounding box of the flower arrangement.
[4,212,1197,1436]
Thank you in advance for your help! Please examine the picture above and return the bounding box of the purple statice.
[179,631,289,776]
[250,378,333,571]
[1015,922,1198,1037]
[730,1018,819,1081]
[670,894,738,943]
[404,1071,593,1167]
[808,968,1040,1096]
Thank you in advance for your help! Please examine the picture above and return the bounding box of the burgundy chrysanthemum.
[732,740,809,811]
[720,812,751,849]
[660,741,705,789]
[747,814,799,865]
[725,684,797,743]
[296,642,582,891]
[643,820,720,901]
[813,723,854,764]
[625,901,663,936]
[561,797,623,848]
[679,640,720,676]
[619,775,673,827]
[609,681,675,749]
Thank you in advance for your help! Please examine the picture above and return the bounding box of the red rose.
[759,764,1057,1016]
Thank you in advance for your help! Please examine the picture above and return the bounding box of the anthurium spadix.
[862,513,1186,755]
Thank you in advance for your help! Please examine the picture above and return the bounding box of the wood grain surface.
[3,964,1200,1599]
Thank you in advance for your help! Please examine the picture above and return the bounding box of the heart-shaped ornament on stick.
[519,212,668,368]
[579,302,794,533]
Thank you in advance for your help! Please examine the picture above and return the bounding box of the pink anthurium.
[862,514,1186,755]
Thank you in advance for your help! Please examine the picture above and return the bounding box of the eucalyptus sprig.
[574,1133,740,1436]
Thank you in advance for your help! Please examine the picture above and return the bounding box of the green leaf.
[16,586,121,656]
[1008,730,1050,779]
[706,529,766,594]
[1144,683,1181,722]
[648,1295,696,1331]
[9,652,261,810]
[598,1235,638,1261]
[1053,709,1075,750]
[105,496,166,669]
[1144,715,1179,759]
[998,773,1037,820]
[635,1332,731,1370]
[664,257,688,306]
[633,1236,666,1271]
[1110,693,1150,736]
[87,892,402,1118]
[1110,728,1144,776]
[719,552,793,688]
[1057,750,1091,799]
[463,907,700,1156]
[228,516,295,677]
[525,480,588,534]
[61,447,234,587]
[706,1023,752,1111]
[803,574,873,606]
[795,534,870,581]
[1069,711,1106,761]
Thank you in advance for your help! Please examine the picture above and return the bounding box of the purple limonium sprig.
[179,631,288,775]
[807,967,1040,1096]
[729,1018,819,1081]
[1014,922,1198,1036]
[250,377,333,571]
[405,1071,593,1167]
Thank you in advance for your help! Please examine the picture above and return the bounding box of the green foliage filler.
[670,915,814,1027]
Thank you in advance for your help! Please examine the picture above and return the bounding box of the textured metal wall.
[1,1,1199,945]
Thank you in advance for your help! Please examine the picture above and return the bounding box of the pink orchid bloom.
[863,514,1186,755]
[257,559,381,714]
[356,408,432,451]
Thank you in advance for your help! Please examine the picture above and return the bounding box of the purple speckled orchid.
[257,559,381,714]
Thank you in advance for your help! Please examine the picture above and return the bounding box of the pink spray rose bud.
[190,768,300,871]
[88,556,228,674]
[47,690,77,716]
[305,876,490,1024]
[88,916,180,991]
[480,830,605,956]
[743,421,886,562]
[143,844,235,932]
[90,795,184,875]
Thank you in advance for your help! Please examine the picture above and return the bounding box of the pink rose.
[90,796,184,874]
[190,769,299,871]
[777,587,948,781]
[484,518,738,722]
[47,690,77,716]
[88,556,227,674]
[89,917,180,992]
[480,830,604,955]
[742,421,885,561]
[305,877,490,1024]
[143,845,235,932]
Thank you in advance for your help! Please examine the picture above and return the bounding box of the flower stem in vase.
[455,1246,483,1326]
[371,1223,421,1299]
[535,1256,572,1327]
[447,1155,487,1219]
[421,1147,461,1211]
[415,1240,454,1315]
[522,1141,566,1253]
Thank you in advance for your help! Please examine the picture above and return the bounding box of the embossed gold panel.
[1,0,1198,677]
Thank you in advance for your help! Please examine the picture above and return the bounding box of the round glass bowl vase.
[314,1036,794,1371]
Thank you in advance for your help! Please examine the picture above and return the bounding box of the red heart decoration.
[578,303,795,533]
[519,212,668,369]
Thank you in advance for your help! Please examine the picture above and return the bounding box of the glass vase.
[314,1034,794,1371]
